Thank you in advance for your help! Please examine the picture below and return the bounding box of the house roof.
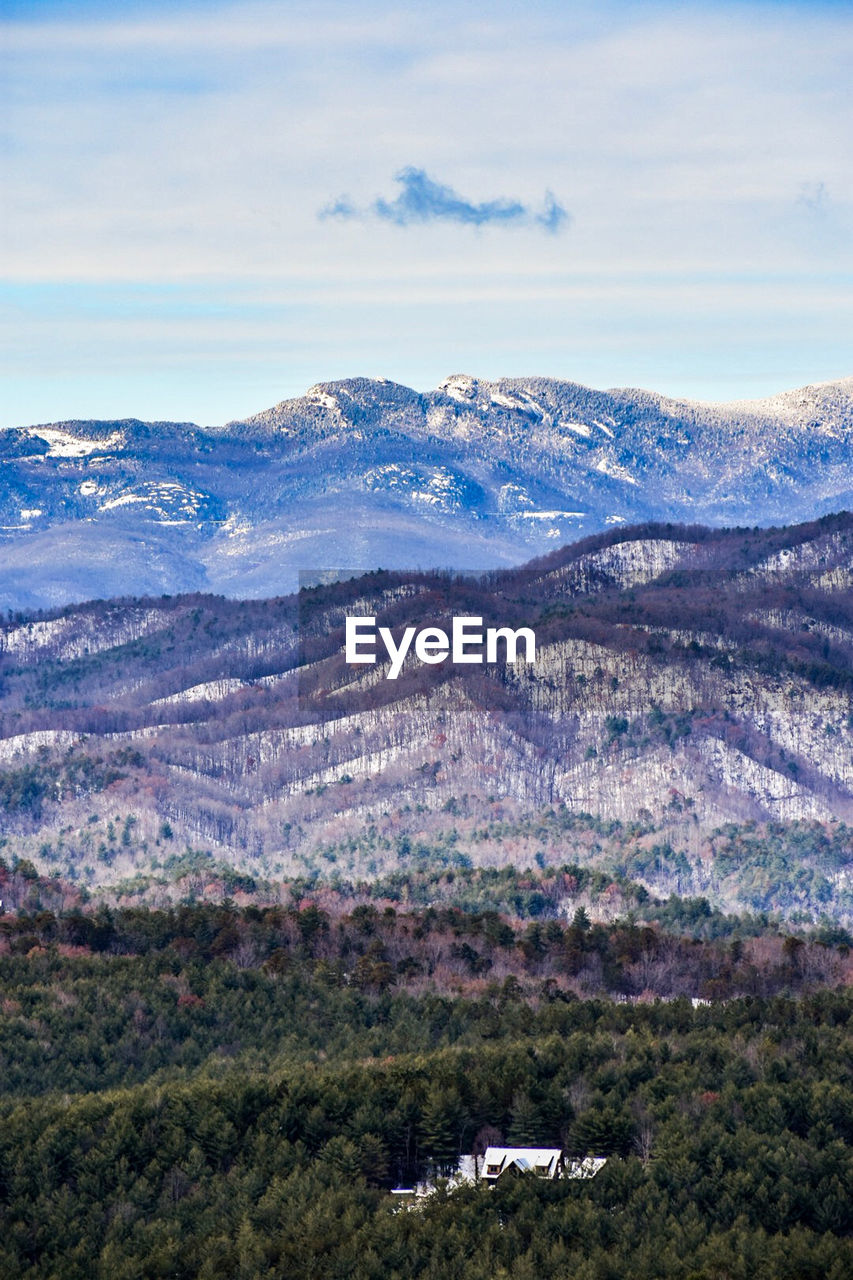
[481,1146,562,1176]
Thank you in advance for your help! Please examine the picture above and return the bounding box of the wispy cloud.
[320,167,570,234]
[797,180,828,212]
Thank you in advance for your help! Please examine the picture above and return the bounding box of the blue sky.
[2,0,852,425]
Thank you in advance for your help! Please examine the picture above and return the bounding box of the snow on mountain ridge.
[1,373,852,612]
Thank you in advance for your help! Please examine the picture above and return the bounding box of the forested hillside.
[0,898,850,1278]
[0,515,851,921]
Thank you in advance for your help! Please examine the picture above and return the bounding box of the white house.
[393,1149,607,1201]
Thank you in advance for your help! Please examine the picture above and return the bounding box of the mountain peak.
[2,373,853,611]
[438,373,481,402]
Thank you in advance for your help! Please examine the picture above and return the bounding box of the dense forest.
[0,517,851,1274]
[0,893,850,1277]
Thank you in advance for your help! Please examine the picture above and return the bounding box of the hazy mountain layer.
[0,515,851,920]
[2,373,852,610]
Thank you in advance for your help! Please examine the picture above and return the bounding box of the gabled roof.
[481,1146,562,1178]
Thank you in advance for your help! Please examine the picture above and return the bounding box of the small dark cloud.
[536,191,570,234]
[318,195,359,221]
[374,168,528,228]
[319,167,570,235]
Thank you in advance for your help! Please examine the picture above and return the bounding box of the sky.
[2,0,852,426]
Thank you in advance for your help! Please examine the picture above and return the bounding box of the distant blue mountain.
[1,372,852,609]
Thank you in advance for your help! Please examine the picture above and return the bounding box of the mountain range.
[1,514,851,921]
[2,373,853,610]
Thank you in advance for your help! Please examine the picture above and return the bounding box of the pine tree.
[419,1084,464,1174]
[507,1091,545,1146]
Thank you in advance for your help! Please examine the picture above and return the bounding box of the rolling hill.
[1,514,851,921]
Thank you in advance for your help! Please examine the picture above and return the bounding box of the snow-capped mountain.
[1,373,852,609]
